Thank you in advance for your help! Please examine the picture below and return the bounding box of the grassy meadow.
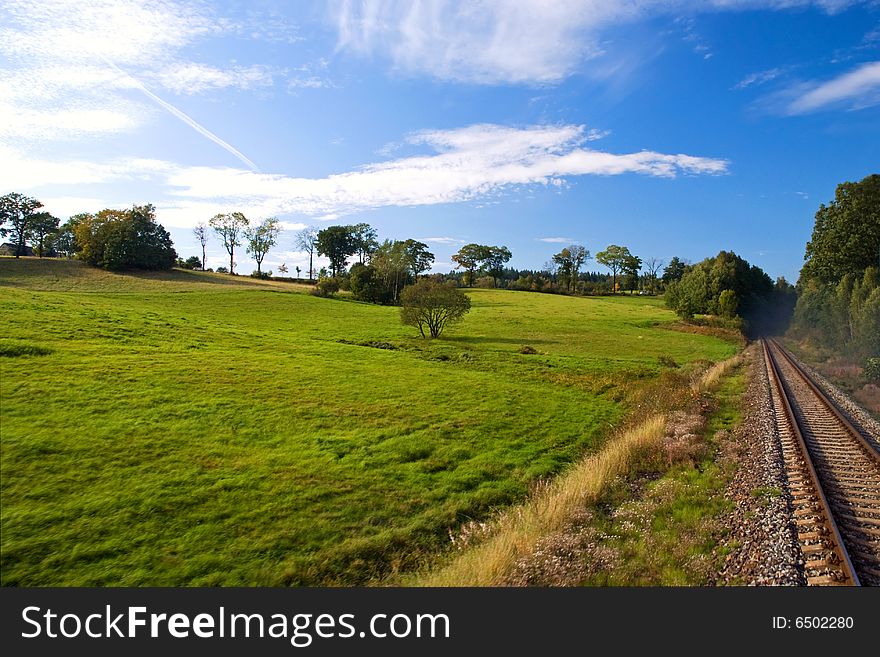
[0,258,737,585]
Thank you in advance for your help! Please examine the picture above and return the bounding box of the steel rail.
[762,338,861,586]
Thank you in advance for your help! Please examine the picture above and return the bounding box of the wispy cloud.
[734,67,784,90]
[785,61,880,113]
[333,0,864,84]
[0,0,290,149]
[537,237,575,243]
[153,63,279,95]
[106,61,259,171]
[419,237,468,245]
[3,123,728,224]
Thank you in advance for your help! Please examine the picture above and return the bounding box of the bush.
[400,279,471,338]
[250,270,272,279]
[312,277,340,298]
[658,355,679,368]
[519,345,538,355]
[865,358,880,383]
[215,266,228,274]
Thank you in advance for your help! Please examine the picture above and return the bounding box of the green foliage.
[180,256,202,270]
[662,256,688,285]
[30,212,60,257]
[864,357,880,383]
[596,245,635,293]
[312,276,340,297]
[316,225,357,276]
[665,251,774,332]
[400,279,471,338]
[801,174,880,285]
[350,223,379,265]
[0,192,44,258]
[552,244,590,292]
[717,289,738,319]
[209,212,249,274]
[74,205,177,271]
[245,217,281,275]
[791,174,880,358]
[451,243,512,288]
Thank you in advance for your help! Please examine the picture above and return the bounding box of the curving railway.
[762,338,880,586]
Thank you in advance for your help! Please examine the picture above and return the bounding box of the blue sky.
[2,1,878,281]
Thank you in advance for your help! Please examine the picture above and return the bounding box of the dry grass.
[412,415,667,586]
[411,353,742,587]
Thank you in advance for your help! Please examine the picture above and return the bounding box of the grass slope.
[0,259,736,585]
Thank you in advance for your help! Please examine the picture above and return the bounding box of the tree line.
[788,174,879,362]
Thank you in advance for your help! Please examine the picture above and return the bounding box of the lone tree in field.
[596,244,634,293]
[400,279,471,338]
[245,217,281,276]
[295,227,318,280]
[193,222,209,270]
[209,212,249,274]
[0,192,44,258]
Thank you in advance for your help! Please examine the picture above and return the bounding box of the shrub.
[519,345,538,355]
[658,355,679,368]
[400,279,471,338]
[215,266,228,274]
[865,357,880,383]
[250,270,272,279]
[312,277,340,298]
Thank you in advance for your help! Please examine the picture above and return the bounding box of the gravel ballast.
[715,343,803,586]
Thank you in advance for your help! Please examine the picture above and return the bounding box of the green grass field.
[0,258,737,585]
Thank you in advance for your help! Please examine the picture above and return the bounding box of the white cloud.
[786,61,880,113]
[333,0,864,84]
[154,63,278,95]
[0,0,287,149]
[4,123,727,222]
[537,237,575,243]
[418,237,468,245]
[734,67,784,89]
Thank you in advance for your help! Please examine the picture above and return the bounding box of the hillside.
[0,258,737,585]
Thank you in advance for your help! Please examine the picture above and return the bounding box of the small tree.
[351,222,379,264]
[644,257,664,294]
[182,255,202,270]
[596,245,634,294]
[400,279,471,338]
[278,263,289,276]
[31,212,60,257]
[316,225,357,277]
[295,227,318,280]
[245,217,281,276]
[484,245,513,288]
[209,212,249,274]
[295,265,301,278]
[0,192,43,258]
[193,222,209,270]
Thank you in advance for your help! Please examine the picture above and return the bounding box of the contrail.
[104,59,259,171]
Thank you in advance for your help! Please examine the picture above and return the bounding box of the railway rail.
[762,338,880,586]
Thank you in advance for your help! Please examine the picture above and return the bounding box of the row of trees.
[0,193,62,258]
[663,250,795,335]
[789,174,879,360]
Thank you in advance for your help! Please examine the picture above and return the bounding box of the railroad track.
[762,338,880,586]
